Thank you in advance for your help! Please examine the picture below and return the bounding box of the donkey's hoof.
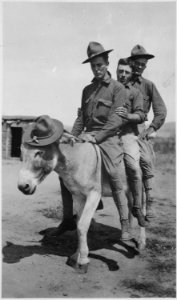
[66,257,88,273]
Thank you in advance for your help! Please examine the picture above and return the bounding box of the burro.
[18,117,146,273]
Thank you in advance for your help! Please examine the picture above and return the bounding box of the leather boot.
[132,207,147,227]
[130,179,147,227]
[60,177,74,219]
[146,198,154,221]
[51,216,77,236]
[112,190,130,241]
[53,178,77,236]
[143,177,155,221]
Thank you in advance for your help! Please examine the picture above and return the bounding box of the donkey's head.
[18,115,63,195]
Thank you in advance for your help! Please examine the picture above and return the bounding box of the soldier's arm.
[149,83,167,131]
[115,89,145,124]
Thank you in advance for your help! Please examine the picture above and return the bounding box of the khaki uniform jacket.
[71,72,127,144]
[131,76,167,131]
[71,72,128,177]
[120,83,145,136]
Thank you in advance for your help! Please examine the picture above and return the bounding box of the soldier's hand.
[69,136,79,146]
[79,133,96,144]
[139,127,155,140]
[115,107,129,119]
[60,132,79,146]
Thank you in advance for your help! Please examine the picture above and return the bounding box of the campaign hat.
[82,41,113,64]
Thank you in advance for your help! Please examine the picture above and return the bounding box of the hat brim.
[23,119,64,147]
[127,54,155,60]
[82,49,113,64]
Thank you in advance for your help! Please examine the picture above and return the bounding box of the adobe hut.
[2,115,36,159]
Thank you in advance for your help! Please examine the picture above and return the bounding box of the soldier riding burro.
[117,45,167,221]
[116,58,147,227]
[48,42,147,241]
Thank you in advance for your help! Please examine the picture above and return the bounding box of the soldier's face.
[117,64,132,85]
[131,58,148,75]
[90,56,108,80]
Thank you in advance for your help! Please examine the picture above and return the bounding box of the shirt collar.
[92,71,111,85]
[132,74,142,84]
[124,82,132,89]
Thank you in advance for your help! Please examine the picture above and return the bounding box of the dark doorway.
[11,127,23,157]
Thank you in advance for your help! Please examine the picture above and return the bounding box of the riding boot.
[50,178,77,236]
[143,177,155,221]
[112,190,130,241]
[130,179,147,227]
[55,178,103,236]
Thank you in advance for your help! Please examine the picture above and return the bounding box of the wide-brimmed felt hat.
[82,41,113,64]
[127,44,155,60]
[23,115,64,146]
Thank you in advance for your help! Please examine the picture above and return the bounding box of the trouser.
[98,135,129,221]
[138,137,155,200]
[121,134,143,208]
[109,178,129,221]
[138,137,155,180]
[121,134,141,180]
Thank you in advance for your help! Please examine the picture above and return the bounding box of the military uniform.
[72,72,127,181]
[131,75,167,179]
[126,44,168,220]
[116,83,146,213]
[119,83,145,181]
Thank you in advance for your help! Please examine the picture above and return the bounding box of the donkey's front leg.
[67,190,101,273]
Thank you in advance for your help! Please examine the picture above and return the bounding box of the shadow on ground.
[2,221,139,272]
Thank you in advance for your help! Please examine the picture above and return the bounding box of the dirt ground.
[2,154,176,298]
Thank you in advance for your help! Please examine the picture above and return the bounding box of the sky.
[2,1,176,126]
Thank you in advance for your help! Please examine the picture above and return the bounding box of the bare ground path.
[2,157,176,298]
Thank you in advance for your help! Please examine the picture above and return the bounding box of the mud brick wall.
[2,123,12,159]
[2,116,35,160]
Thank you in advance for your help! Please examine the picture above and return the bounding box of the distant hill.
[157,122,175,138]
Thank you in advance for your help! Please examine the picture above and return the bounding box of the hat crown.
[128,44,154,60]
[131,44,148,56]
[23,115,64,146]
[32,115,56,139]
[82,41,113,63]
[87,42,106,58]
